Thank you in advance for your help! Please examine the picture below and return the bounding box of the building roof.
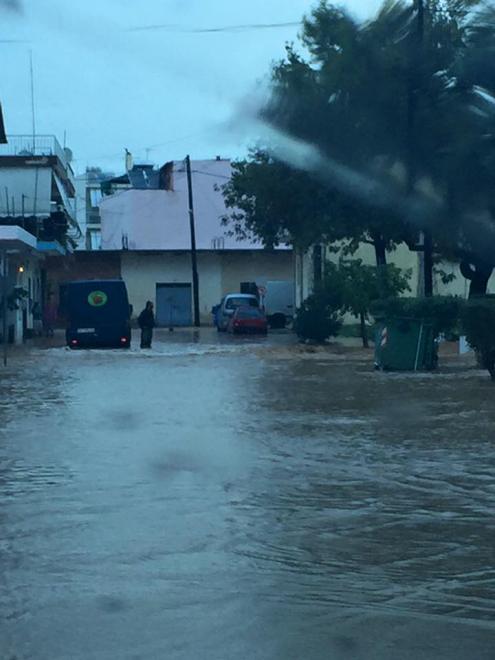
[99,159,286,251]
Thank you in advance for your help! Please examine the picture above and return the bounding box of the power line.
[128,21,301,33]
[192,169,230,180]
[73,131,209,164]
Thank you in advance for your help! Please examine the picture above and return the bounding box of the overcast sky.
[1,0,382,174]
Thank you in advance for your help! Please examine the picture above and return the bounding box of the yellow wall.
[297,240,495,324]
[121,250,294,325]
[220,251,293,296]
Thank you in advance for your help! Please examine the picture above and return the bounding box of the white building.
[97,158,293,325]
[0,134,75,342]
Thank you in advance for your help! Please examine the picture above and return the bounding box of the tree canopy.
[222,0,495,295]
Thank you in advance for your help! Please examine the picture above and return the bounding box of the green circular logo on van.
[88,291,108,307]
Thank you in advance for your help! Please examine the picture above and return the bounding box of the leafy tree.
[220,150,346,250]
[430,3,495,295]
[259,0,494,293]
[334,259,411,347]
[222,0,495,298]
[259,4,418,267]
[294,259,410,346]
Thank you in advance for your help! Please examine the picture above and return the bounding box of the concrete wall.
[298,241,494,307]
[323,242,421,296]
[121,252,222,324]
[220,251,294,295]
[296,241,495,325]
[121,250,294,325]
[433,262,494,297]
[45,249,294,326]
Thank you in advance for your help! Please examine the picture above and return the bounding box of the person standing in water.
[138,301,155,348]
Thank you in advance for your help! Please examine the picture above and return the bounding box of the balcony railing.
[0,135,71,171]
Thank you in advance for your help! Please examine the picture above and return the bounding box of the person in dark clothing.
[138,301,155,348]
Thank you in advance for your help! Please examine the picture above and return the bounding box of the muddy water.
[1,334,494,659]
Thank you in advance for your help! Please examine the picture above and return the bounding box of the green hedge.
[370,296,463,338]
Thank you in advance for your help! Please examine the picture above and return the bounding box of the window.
[225,297,258,310]
[90,188,102,208]
[89,230,101,250]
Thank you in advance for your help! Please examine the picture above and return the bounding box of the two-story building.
[48,158,294,326]
[0,134,77,342]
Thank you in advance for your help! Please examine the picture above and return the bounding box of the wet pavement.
[1,330,495,659]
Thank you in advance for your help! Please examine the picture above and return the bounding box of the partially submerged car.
[227,306,268,335]
[214,293,260,331]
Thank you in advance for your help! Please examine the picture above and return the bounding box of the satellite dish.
[64,147,73,163]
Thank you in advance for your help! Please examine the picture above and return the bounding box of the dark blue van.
[64,280,132,349]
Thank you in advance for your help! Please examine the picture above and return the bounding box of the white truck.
[258,280,295,329]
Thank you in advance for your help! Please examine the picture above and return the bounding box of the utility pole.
[0,102,7,144]
[185,155,200,327]
[417,0,433,297]
[408,0,433,296]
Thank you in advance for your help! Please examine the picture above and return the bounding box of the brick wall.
[45,251,121,322]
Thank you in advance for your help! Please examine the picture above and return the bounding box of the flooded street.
[1,331,495,659]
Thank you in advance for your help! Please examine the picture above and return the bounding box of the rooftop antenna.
[29,50,40,226]
[29,50,36,151]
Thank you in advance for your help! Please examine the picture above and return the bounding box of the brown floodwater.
[0,330,494,659]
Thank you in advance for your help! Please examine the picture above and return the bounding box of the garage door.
[156,283,192,327]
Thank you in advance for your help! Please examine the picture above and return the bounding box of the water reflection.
[0,342,494,659]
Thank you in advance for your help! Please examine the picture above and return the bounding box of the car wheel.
[269,313,286,329]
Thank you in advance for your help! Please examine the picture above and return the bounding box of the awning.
[0,225,37,251]
[37,240,67,256]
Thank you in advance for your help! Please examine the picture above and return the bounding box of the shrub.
[461,297,495,381]
[294,292,343,342]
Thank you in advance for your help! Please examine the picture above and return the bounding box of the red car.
[227,306,268,335]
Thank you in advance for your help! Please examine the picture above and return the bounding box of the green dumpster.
[374,317,437,371]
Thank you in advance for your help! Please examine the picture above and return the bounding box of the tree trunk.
[360,312,369,349]
[470,272,492,298]
[460,261,493,298]
[423,230,433,297]
[373,235,388,298]
[373,236,387,267]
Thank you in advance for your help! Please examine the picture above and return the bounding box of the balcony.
[0,135,75,186]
